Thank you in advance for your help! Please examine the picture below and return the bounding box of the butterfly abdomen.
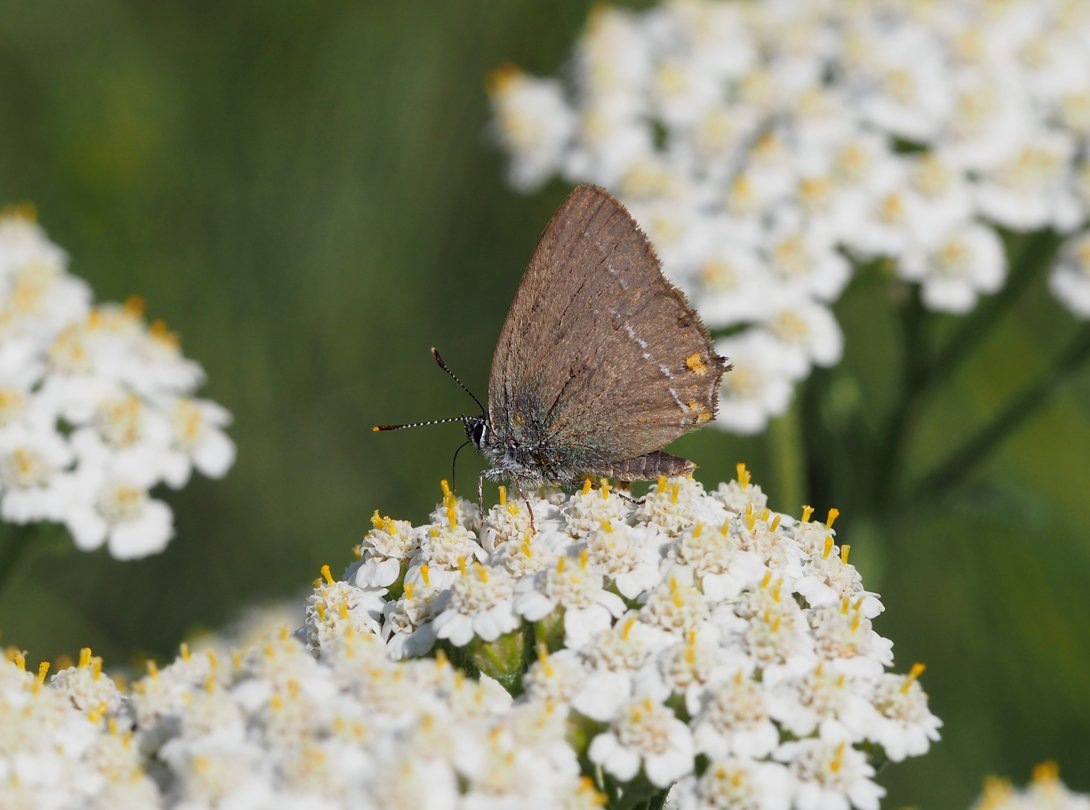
[584,451,695,481]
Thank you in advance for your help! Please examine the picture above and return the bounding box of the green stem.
[769,399,805,514]
[873,286,929,509]
[923,229,1062,394]
[912,322,1090,501]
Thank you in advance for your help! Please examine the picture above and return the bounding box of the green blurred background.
[1,1,1088,805]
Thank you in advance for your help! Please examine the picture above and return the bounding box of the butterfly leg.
[519,489,537,534]
[477,470,486,525]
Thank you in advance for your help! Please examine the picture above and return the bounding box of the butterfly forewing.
[488,185,725,469]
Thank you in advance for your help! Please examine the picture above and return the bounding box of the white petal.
[108,501,174,559]
[194,430,236,478]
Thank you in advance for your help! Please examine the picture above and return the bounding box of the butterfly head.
[465,414,491,451]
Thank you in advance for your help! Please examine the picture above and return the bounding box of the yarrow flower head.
[971,762,1090,810]
[2,468,940,809]
[490,0,1090,434]
[0,207,235,558]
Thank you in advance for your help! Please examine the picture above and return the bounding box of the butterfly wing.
[488,185,727,470]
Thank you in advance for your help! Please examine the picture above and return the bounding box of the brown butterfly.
[376,185,731,505]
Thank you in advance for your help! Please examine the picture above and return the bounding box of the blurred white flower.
[490,0,1090,434]
[1049,232,1090,318]
[0,209,234,558]
[487,66,576,192]
[970,763,1090,810]
[901,222,1006,313]
[713,331,795,435]
[588,695,695,787]
[673,757,794,810]
[777,738,885,810]
[64,470,174,559]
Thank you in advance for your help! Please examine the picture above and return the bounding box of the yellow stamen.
[520,537,533,557]
[370,510,384,530]
[901,662,926,693]
[622,616,637,640]
[771,577,782,602]
[736,462,750,488]
[657,474,667,491]
[420,564,431,586]
[801,504,814,522]
[91,658,102,680]
[476,564,489,582]
[579,548,589,569]
[486,62,522,94]
[556,556,566,574]
[123,294,146,316]
[692,523,703,538]
[830,742,845,773]
[850,613,861,632]
[457,555,467,576]
[316,602,326,621]
[447,505,457,529]
[582,477,593,495]
[670,482,680,503]
[769,514,782,532]
[180,642,190,661]
[37,661,50,684]
[321,565,335,586]
[440,479,452,500]
[14,652,25,671]
[840,544,851,564]
[760,571,772,589]
[600,519,613,534]
[498,485,507,506]
[826,507,840,529]
[404,582,415,600]
[670,576,683,607]
[823,535,834,560]
[79,647,92,668]
[1032,761,1060,785]
[600,477,611,499]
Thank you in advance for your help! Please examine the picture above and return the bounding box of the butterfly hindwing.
[488,185,726,472]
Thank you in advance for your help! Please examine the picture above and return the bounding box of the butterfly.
[375,184,730,508]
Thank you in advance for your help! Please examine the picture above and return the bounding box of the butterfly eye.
[468,419,488,448]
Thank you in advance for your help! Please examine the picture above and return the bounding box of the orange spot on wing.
[685,352,708,375]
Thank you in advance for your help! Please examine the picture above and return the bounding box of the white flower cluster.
[489,0,1090,433]
[971,763,1090,810]
[1,471,940,809]
[0,648,159,809]
[0,208,235,558]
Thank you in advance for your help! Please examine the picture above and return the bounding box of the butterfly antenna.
[372,416,468,432]
[431,347,486,413]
